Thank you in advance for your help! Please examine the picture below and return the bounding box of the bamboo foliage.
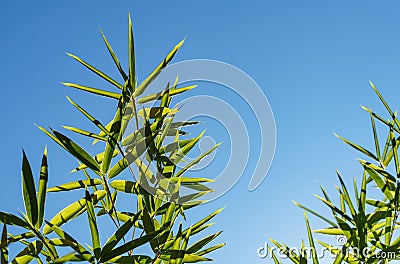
[0,15,224,263]
[271,82,400,263]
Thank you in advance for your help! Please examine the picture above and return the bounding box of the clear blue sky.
[1,1,400,263]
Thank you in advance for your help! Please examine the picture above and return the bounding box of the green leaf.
[66,96,109,134]
[159,253,211,263]
[47,179,103,192]
[11,240,43,264]
[186,231,222,254]
[370,114,381,161]
[21,150,38,226]
[7,232,35,244]
[1,224,8,263]
[85,190,100,258]
[313,228,344,235]
[186,208,224,236]
[51,129,101,173]
[363,163,394,201]
[138,85,197,104]
[110,180,149,195]
[138,107,178,119]
[0,212,28,228]
[196,243,225,256]
[292,201,337,227]
[304,213,319,264]
[133,39,185,98]
[108,135,156,179]
[335,134,379,162]
[314,195,354,224]
[370,80,400,128]
[176,143,220,177]
[101,212,141,258]
[51,253,85,263]
[100,29,128,81]
[269,238,300,263]
[100,228,166,262]
[71,150,119,173]
[62,126,107,142]
[67,52,124,90]
[46,223,94,262]
[62,82,121,100]
[43,190,106,234]
[128,13,137,92]
[107,255,152,264]
[101,97,124,174]
[36,146,48,228]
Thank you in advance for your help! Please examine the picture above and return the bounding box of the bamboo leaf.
[71,150,119,173]
[100,228,166,262]
[138,107,178,119]
[138,85,197,104]
[51,253,85,263]
[304,213,319,264]
[186,231,222,254]
[85,190,100,258]
[370,80,400,128]
[52,129,101,173]
[21,150,38,226]
[107,255,152,264]
[43,190,106,234]
[100,29,128,81]
[110,180,150,195]
[62,126,107,142]
[292,201,337,227]
[363,164,394,201]
[66,96,109,134]
[335,134,379,162]
[196,243,225,256]
[11,240,43,264]
[47,179,103,192]
[128,13,137,92]
[108,135,155,179]
[1,224,8,263]
[36,146,48,228]
[62,82,121,100]
[101,97,124,174]
[46,223,94,262]
[0,212,28,228]
[101,212,141,258]
[176,143,220,177]
[67,52,124,90]
[133,39,185,98]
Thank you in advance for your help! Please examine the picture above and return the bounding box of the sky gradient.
[1,1,400,263]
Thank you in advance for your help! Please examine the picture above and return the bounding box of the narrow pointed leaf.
[47,179,103,192]
[67,52,123,90]
[21,150,38,226]
[138,85,197,104]
[134,39,184,98]
[43,190,106,234]
[85,190,100,258]
[11,240,43,264]
[62,83,121,100]
[100,29,128,81]
[36,146,48,228]
[52,130,101,173]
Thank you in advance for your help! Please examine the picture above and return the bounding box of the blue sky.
[1,1,400,263]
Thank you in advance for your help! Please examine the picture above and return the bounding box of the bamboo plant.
[270,82,400,263]
[0,15,224,263]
